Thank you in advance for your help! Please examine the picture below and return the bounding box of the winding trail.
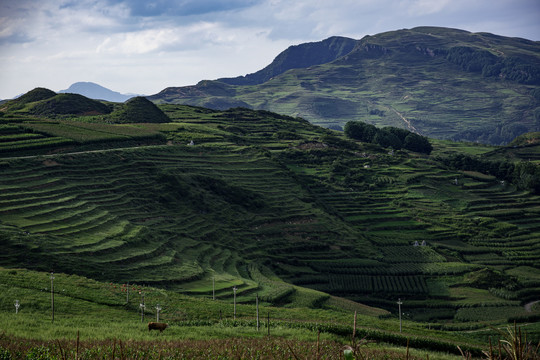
[389,106,418,134]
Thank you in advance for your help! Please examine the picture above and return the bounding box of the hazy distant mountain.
[59,82,136,102]
[148,26,540,145]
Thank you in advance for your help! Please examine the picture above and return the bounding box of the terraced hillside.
[1,98,540,327]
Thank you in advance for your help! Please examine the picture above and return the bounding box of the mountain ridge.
[218,36,357,86]
[148,26,540,145]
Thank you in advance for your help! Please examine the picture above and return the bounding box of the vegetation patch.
[29,93,112,116]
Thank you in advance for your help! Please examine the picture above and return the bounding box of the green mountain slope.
[1,95,539,329]
[218,36,357,85]
[148,26,540,145]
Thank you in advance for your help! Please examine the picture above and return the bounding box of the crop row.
[0,132,44,142]
[0,137,75,152]
[310,261,478,276]
[328,274,428,294]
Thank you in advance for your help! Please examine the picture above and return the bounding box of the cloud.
[96,23,217,54]
[122,0,260,17]
[1,0,539,99]
[95,20,272,55]
[404,0,453,16]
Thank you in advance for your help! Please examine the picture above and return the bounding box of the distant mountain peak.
[59,82,136,103]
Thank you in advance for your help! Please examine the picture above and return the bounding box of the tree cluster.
[446,46,540,85]
[452,123,531,146]
[437,153,540,194]
[344,121,433,154]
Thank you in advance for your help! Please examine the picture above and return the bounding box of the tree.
[513,162,540,194]
[403,133,433,154]
[383,126,411,143]
[373,130,402,149]
[344,121,377,142]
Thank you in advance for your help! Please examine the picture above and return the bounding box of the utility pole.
[213,276,215,301]
[140,292,145,322]
[156,304,161,322]
[397,298,403,333]
[233,286,237,320]
[50,272,55,323]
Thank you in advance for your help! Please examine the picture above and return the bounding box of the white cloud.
[97,28,179,54]
[405,0,452,16]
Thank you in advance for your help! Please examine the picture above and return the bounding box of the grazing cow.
[148,322,168,332]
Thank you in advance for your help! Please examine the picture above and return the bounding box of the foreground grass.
[0,311,471,359]
[0,334,467,360]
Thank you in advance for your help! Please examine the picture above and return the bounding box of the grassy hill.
[0,93,539,356]
[108,96,170,123]
[148,26,540,145]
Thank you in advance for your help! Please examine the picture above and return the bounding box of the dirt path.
[389,106,418,133]
[524,300,540,313]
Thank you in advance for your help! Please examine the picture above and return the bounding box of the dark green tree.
[373,129,402,149]
[403,133,433,154]
[344,121,378,142]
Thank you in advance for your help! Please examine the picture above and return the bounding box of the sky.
[1,0,539,99]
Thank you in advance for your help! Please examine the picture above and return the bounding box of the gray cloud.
[123,0,260,17]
